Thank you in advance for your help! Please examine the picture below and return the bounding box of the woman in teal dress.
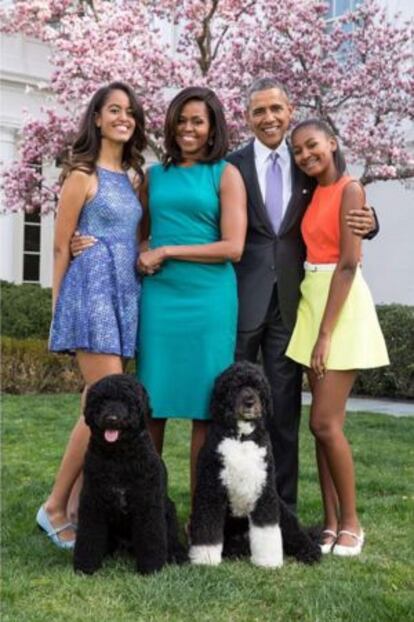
[136,87,247,499]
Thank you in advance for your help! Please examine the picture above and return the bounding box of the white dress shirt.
[254,138,292,220]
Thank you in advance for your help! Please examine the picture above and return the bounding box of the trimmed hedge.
[1,337,83,394]
[353,304,414,400]
[1,337,136,394]
[1,282,413,398]
[1,280,52,339]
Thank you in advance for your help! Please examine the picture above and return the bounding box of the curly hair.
[84,374,151,433]
[210,362,273,428]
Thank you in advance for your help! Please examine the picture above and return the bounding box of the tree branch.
[196,0,219,74]
[79,0,100,21]
[196,0,256,74]
[211,1,256,62]
[360,167,414,185]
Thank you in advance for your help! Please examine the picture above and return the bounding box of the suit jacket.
[227,140,316,333]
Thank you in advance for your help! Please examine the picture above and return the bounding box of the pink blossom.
[1,0,413,212]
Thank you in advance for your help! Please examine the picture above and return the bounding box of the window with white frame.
[23,212,41,283]
[327,0,362,19]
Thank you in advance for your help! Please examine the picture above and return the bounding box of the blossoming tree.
[1,0,413,213]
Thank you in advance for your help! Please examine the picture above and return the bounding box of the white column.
[40,211,54,287]
[0,125,24,283]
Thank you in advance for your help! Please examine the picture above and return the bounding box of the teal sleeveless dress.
[136,161,237,420]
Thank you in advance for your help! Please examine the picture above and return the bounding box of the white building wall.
[0,125,22,282]
[0,34,55,286]
[365,0,414,304]
[385,0,412,16]
[363,181,414,305]
[1,4,413,303]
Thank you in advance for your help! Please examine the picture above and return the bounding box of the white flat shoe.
[319,529,337,554]
[332,529,364,557]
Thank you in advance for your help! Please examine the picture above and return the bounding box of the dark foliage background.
[2,282,413,398]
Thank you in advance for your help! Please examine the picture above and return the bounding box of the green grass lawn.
[2,394,414,622]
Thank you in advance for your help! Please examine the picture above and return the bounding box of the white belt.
[304,261,337,272]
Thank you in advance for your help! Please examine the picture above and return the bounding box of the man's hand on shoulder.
[346,204,377,238]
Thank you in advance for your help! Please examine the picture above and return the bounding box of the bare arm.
[311,181,364,377]
[52,171,93,310]
[138,163,247,274]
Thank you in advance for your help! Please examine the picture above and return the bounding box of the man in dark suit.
[227,77,377,512]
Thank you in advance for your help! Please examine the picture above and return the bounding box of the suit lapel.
[238,142,274,234]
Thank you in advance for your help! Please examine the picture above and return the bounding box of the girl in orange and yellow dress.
[286,119,388,557]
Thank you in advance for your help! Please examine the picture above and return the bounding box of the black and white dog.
[74,374,187,575]
[189,362,321,568]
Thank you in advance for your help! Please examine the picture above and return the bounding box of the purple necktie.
[265,152,283,233]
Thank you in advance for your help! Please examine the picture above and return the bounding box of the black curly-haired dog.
[189,362,321,568]
[73,374,187,575]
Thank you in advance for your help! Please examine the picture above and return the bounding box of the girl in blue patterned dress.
[36,82,145,548]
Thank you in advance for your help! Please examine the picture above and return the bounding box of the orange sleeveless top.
[301,175,360,263]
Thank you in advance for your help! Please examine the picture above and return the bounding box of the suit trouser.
[235,284,303,513]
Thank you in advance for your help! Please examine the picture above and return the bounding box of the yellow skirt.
[286,266,389,370]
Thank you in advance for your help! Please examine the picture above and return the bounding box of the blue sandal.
[36,506,75,550]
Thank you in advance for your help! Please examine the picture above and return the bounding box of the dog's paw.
[249,523,283,569]
[295,541,322,565]
[304,523,324,544]
[189,543,223,566]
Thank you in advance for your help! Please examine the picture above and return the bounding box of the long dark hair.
[61,81,146,182]
[163,86,229,166]
[291,118,347,176]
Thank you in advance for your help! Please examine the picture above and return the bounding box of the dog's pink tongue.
[104,429,120,443]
